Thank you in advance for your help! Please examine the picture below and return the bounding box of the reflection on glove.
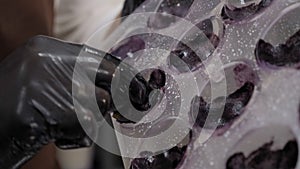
[0,36,149,169]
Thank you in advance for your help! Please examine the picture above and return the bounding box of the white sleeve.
[53,1,124,169]
[53,0,124,43]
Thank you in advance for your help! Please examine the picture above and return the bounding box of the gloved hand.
[0,36,149,169]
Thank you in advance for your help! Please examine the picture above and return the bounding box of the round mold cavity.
[147,0,195,30]
[168,17,225,73]
[189,61,258,135]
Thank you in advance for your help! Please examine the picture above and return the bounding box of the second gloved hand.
[0,36,149,169]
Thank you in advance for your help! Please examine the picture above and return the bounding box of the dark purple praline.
[110,35,146,60]
[190,82,254,131]
[130,146,187,169]
[226,140,298,169]
[255,30,300,69]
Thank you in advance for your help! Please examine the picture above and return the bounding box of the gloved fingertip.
[149,69,166,90]
[129,75,149,106]
[95,87,112,115]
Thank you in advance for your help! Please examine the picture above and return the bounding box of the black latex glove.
[0,36,149,169]
[122,0,146,17]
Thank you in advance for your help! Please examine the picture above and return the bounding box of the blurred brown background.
[1,0,59,168]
